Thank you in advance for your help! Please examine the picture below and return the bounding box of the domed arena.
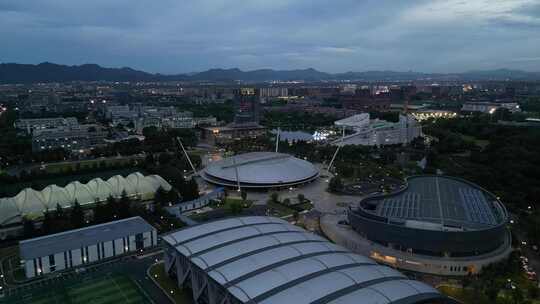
[202,152,319,189]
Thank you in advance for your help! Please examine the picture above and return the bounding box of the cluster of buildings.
[105,104,217,133]
[201,88,267,144]
[14,117,110,153]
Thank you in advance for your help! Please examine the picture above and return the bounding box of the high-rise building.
[233,88,260,125]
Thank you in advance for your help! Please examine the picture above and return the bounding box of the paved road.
[234,165,365,214]
[115,254,173,304]
[512,224,540,283]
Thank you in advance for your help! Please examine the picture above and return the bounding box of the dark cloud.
[0,0,539,73]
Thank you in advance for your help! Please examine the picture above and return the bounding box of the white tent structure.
[0,172,172,226]
[64,181,95,206]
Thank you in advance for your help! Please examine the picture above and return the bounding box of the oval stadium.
[337,175,511,276]
[202,152,319,189]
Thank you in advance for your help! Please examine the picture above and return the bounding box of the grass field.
[2,274,151,304]
[42,157,143,175]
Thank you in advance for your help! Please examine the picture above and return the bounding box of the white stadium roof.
[0,172,171,226]
[202,152,319,188]
[163,216,451,304]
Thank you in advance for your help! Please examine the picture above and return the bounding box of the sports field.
[2,274,151,304]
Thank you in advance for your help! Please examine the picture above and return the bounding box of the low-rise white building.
[461,101,521,114]
[15,117,79,134]
[333,113,421,146]
[19,217,157,278]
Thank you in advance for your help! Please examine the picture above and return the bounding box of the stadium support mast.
[275,127,280,153]
[232,155,242,192]
[327,126,345,172]
[175,137,198,176]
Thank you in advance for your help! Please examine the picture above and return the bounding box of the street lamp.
[489,108,496,123]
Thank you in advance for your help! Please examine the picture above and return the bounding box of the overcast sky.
[1,0,539,74]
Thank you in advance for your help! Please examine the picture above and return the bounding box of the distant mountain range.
[1,62,540,83]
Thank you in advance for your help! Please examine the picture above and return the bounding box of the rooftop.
[202,152,319,187]
[361,175,507,231]
[19,217,155,260]
[163,216,448,304]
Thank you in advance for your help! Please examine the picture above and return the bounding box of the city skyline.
[1,0,540,74]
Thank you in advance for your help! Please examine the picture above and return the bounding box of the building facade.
[14,117,79,134]
[461,101,521,113]
[20,217,157,278]
[31,127,107,152]
[333,113,422,146]
[233,88,260,125]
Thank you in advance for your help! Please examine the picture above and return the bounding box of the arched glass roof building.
[163,216,456,304]
[202,152,319,189]
[0,172,171,226]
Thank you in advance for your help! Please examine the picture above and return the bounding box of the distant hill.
[0,62,160,83]
[1,62,539,83]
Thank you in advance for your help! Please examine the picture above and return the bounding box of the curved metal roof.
[163,216,451,304]
[359,175,508,231]
[202,152,319,188]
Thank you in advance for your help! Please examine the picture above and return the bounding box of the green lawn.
[2,274,150,304]
[148,263,193,304]
[41,157,140,174]
[267,201,295,217]
[461,134,490,149]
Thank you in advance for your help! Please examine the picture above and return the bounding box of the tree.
[167,190,179,202]
[118,190,132,219]
[182,179,200,201]
[41,208,53,234]
[55,203,64,219]
[23,217,36,238]
[328,176,343,192]
[105,195,117,219]
[144,153,155,167]
[283,198,291,206]
[94,200,109,223]
[154,186,167,206]
[270,192,279,203]
[70,200,85,228]
[53,203,69,231]
[241,190,247,202]
[297,193,306,204]
[226,200,243,215]
[158,153,172,165]
[511,286,525,304]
